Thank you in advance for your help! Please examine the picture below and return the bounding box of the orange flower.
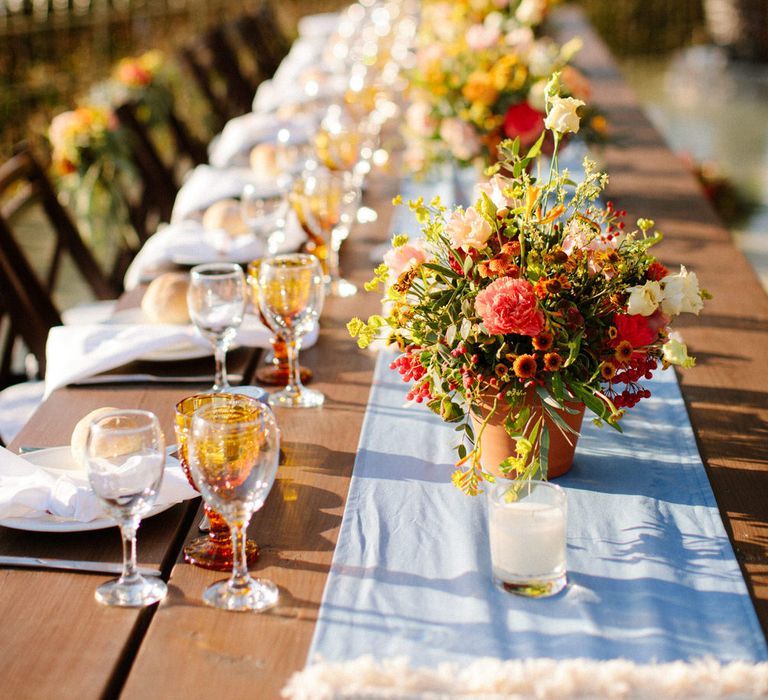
[600,360,617,380]
[513,354,538,379]
[614,340,634,363]
[532,331,554,351]
[462,71,499,107]
[543,352,563,372]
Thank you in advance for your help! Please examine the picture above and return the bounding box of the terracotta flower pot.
[470,393,585,479]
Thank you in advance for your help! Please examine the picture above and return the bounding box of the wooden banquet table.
[2,8,768,699]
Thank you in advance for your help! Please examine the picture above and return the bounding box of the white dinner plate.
[107,308,212,362]
[0,447,175,533]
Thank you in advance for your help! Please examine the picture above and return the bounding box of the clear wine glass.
[291,167,358,297]
[257,254,325,408]
[85,409,167,608]
[187,262,246,392]
[187,396,280,612]
[241,184,289,255]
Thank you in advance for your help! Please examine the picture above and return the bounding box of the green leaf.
[525,131,546,160]
[423,262,461,279]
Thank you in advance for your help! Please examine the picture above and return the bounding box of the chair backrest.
[0,149,119,302]
[233,5,292,80]
[114,98,206,242]
[177,27,258,128]
[0,213,62,382]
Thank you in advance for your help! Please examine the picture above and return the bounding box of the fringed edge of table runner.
[282,656,768,699]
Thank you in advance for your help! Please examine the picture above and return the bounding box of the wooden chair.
[232,4,292,80]
[0,149,119,304]
[115,98,207,242]
[0,214,62,441]
[178,26,259,129]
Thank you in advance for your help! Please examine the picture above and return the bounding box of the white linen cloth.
[123,218,306,290]
[42,316,271,398]
[252,74,348,119]
[0,445,197,522]
[297,11,341,39]
[261,37,329,95]
[207,113,317,170]
[172,166,283,222]
[283,656,768,700]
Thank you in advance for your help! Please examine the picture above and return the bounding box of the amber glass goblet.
[175,393,261,570]
[246,260,312,387]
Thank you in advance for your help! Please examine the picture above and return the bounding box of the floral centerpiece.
[403,3,604,173]
[48,105,134,247]
[349,77,708,495]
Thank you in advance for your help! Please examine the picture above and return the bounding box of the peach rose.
[446,207,492,252]
[383,239,429,276]
[475,277,545,336]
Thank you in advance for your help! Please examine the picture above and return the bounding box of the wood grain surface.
[1,8,767,699]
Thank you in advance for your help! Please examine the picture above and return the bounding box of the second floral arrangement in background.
[350,75,708,495]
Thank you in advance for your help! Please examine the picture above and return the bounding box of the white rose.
[662,332,696,368]
[661,265,704,316]
[544,96,585,135]
[515,0,546,26]
[626,281,663,317]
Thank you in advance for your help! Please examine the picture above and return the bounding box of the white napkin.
[252,74,348,117]
[207,113,317,170]
[297,11,340,38]
[43,313,320,397]
[266,37,329,90]
[0,445,197,523]
[43,315,275,398]
[172,166,282,222]
[123,218,306,290]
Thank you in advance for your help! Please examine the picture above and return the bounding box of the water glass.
[86,409,167,607]
[240,184,289,255]
[486,479,567,597]
[187,397,280,612]
[257,254,324,408]
[187,262,246,392]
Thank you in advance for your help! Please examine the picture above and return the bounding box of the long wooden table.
[2,8,767,698]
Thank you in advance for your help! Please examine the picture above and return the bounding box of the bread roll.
[141,272,190,325]
[70,406,118,467]
[202,198,251,237]
[249,143,279,178]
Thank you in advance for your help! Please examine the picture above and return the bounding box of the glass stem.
[229,523,250,590]
[327,229,342,283]
[213,338,228,391]
[284,333,302,397]
[119,518,141,584]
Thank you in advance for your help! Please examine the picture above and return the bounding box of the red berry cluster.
[390,351,432,403]
[608,356,657,408]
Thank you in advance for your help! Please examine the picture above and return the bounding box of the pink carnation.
[475,277,545,336]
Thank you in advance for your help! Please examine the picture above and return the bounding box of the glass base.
[184,534,259,572]
[269,386,325,408]
[95,575,167,607]
[255,364,313,387]
[493,572,567,598]
[202,577,279,612]
[327,277,358,298]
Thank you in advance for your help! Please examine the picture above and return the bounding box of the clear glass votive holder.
[486,479,567,598]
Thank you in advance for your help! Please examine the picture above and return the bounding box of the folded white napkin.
[172,166,282,221]
[0,445,197,523]
[123,218,305,290]
[43,315,272,397]
[253,74,348,118]
[44,313,320,397]
[266,37,329,90]
[207,113,317,170]
[297,11,340,38]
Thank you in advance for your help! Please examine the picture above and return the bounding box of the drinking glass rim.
[259,253,320,270]
[189,262,245,278]
[487,478,567,506]
[88,408,161,438]
[175,392,263,426]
